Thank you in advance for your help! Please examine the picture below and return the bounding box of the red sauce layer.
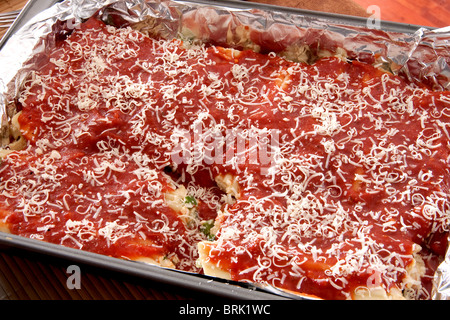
[0,17,448,299]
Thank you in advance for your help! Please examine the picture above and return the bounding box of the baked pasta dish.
[0,14,449,300]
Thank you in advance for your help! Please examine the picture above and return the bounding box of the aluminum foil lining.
[0,0,449,299]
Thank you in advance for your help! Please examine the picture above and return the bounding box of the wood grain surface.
[250,0,369,17]
[0,0,28,39]
[0,0,28,12]
[354,0,449,28]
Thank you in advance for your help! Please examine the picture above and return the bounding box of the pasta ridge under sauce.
[0,16,449,299]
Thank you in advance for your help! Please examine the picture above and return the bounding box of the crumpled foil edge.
[0,0,449,299]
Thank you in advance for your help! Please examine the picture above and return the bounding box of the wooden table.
[0,0,435,301]
[0,0,28,40]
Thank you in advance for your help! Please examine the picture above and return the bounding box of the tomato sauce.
[0,16,449,299]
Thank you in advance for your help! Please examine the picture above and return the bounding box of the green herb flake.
[200,219,215,241]
[185,195,197,206]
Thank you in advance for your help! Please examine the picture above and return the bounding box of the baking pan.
[0,0,304,300]
[0,0,426,51]
[206,0,427,33]
[0,0,297,300]
[0,0,446,300]
[0,232,286,299]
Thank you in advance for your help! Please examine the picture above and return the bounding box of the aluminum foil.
[0,0,449,299]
